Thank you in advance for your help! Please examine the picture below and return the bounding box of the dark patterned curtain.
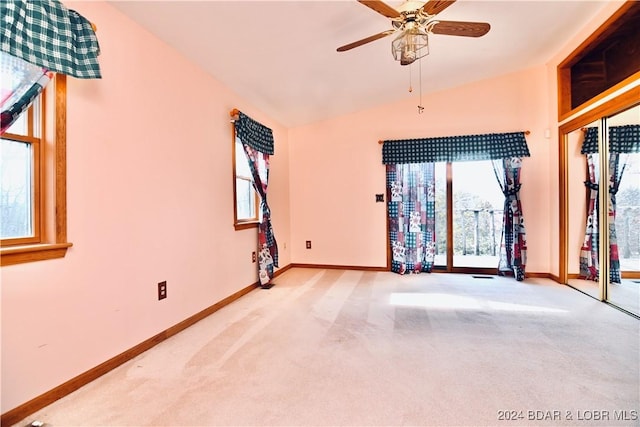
[609,125,640,153]
[383,131,530,279]
[607,153,629,283]
[235,111,278,287]
[580,127,600,154]
[382,132,529,164]
[0,0,101,78]
[1,51,52,133]
[386,162,436,274]
[579,153,599,280]
[1,0,100,133]
[492,157,528,281]
[580,126,639,283]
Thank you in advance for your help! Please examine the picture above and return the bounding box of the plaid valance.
[235,111,274,155]
[0,0,101,79]
[382,132,529,164]
[580,127,599,154]
[581,125,640,154]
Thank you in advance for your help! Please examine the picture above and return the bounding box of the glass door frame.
[385,160,508,276]
[559,85,640,305]
[435,161,504,275]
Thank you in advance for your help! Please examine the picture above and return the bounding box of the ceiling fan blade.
[357,0,401,19]
[420,0,456,16]
[337,30,395,52]
[431,21,491,37]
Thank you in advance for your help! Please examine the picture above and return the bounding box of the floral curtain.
[492,157,527,281]
[579,154,628,284]
[579,126,638,284]
[607,153,629,283]
[579,153,600,280]
[235,111,278,287]
[386,162,436,274]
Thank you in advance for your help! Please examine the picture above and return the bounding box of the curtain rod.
[230,108,239,122]
[378,130,531,144]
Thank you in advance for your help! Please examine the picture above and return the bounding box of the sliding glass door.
[453,161,504,268]
[434,160,504,272]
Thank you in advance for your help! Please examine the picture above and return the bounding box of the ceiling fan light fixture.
[392,26,429,65]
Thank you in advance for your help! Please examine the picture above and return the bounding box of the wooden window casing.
[232,129,259,230]
[1,103,43,246]
[1,74,72,266]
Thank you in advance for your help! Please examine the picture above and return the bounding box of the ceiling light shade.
[392,26,429,65]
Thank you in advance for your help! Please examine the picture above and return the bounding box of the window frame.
[429,161,506,275]
[1,73,71,266]
[1,104,43,245]
[232,127,259,230]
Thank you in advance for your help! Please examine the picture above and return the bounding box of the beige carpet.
[568,277,640,316]
[15,268,640,426]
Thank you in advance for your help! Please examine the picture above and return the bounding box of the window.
[233,136,259,229]
[0,74,70,265]
[1,93,43,244]
[615,153,640,272]
[586,153,640,278]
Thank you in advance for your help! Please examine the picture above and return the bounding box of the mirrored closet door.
[566,120,602,301]
[606,105,640,315]
[561,98,640,317]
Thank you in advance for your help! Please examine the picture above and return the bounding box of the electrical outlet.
[252,251,257,263]
[306,240,312,249]
[376,194,384,202]
[158,281,167,300]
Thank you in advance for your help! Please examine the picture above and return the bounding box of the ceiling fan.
[337,0,490,65]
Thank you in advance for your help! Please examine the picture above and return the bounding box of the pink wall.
[2,0,633,417]
[1,2,291,413]
[289,66,553,273]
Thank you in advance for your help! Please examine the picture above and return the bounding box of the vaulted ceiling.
[111,0,610,127]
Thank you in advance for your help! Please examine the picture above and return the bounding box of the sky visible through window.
[452,160,503,209]
[434,160,504,268]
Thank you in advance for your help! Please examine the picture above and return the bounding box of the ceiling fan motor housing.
[336,0,491,63]
[392,10,433,31]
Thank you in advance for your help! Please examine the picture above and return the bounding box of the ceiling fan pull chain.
[408,64,413,93]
